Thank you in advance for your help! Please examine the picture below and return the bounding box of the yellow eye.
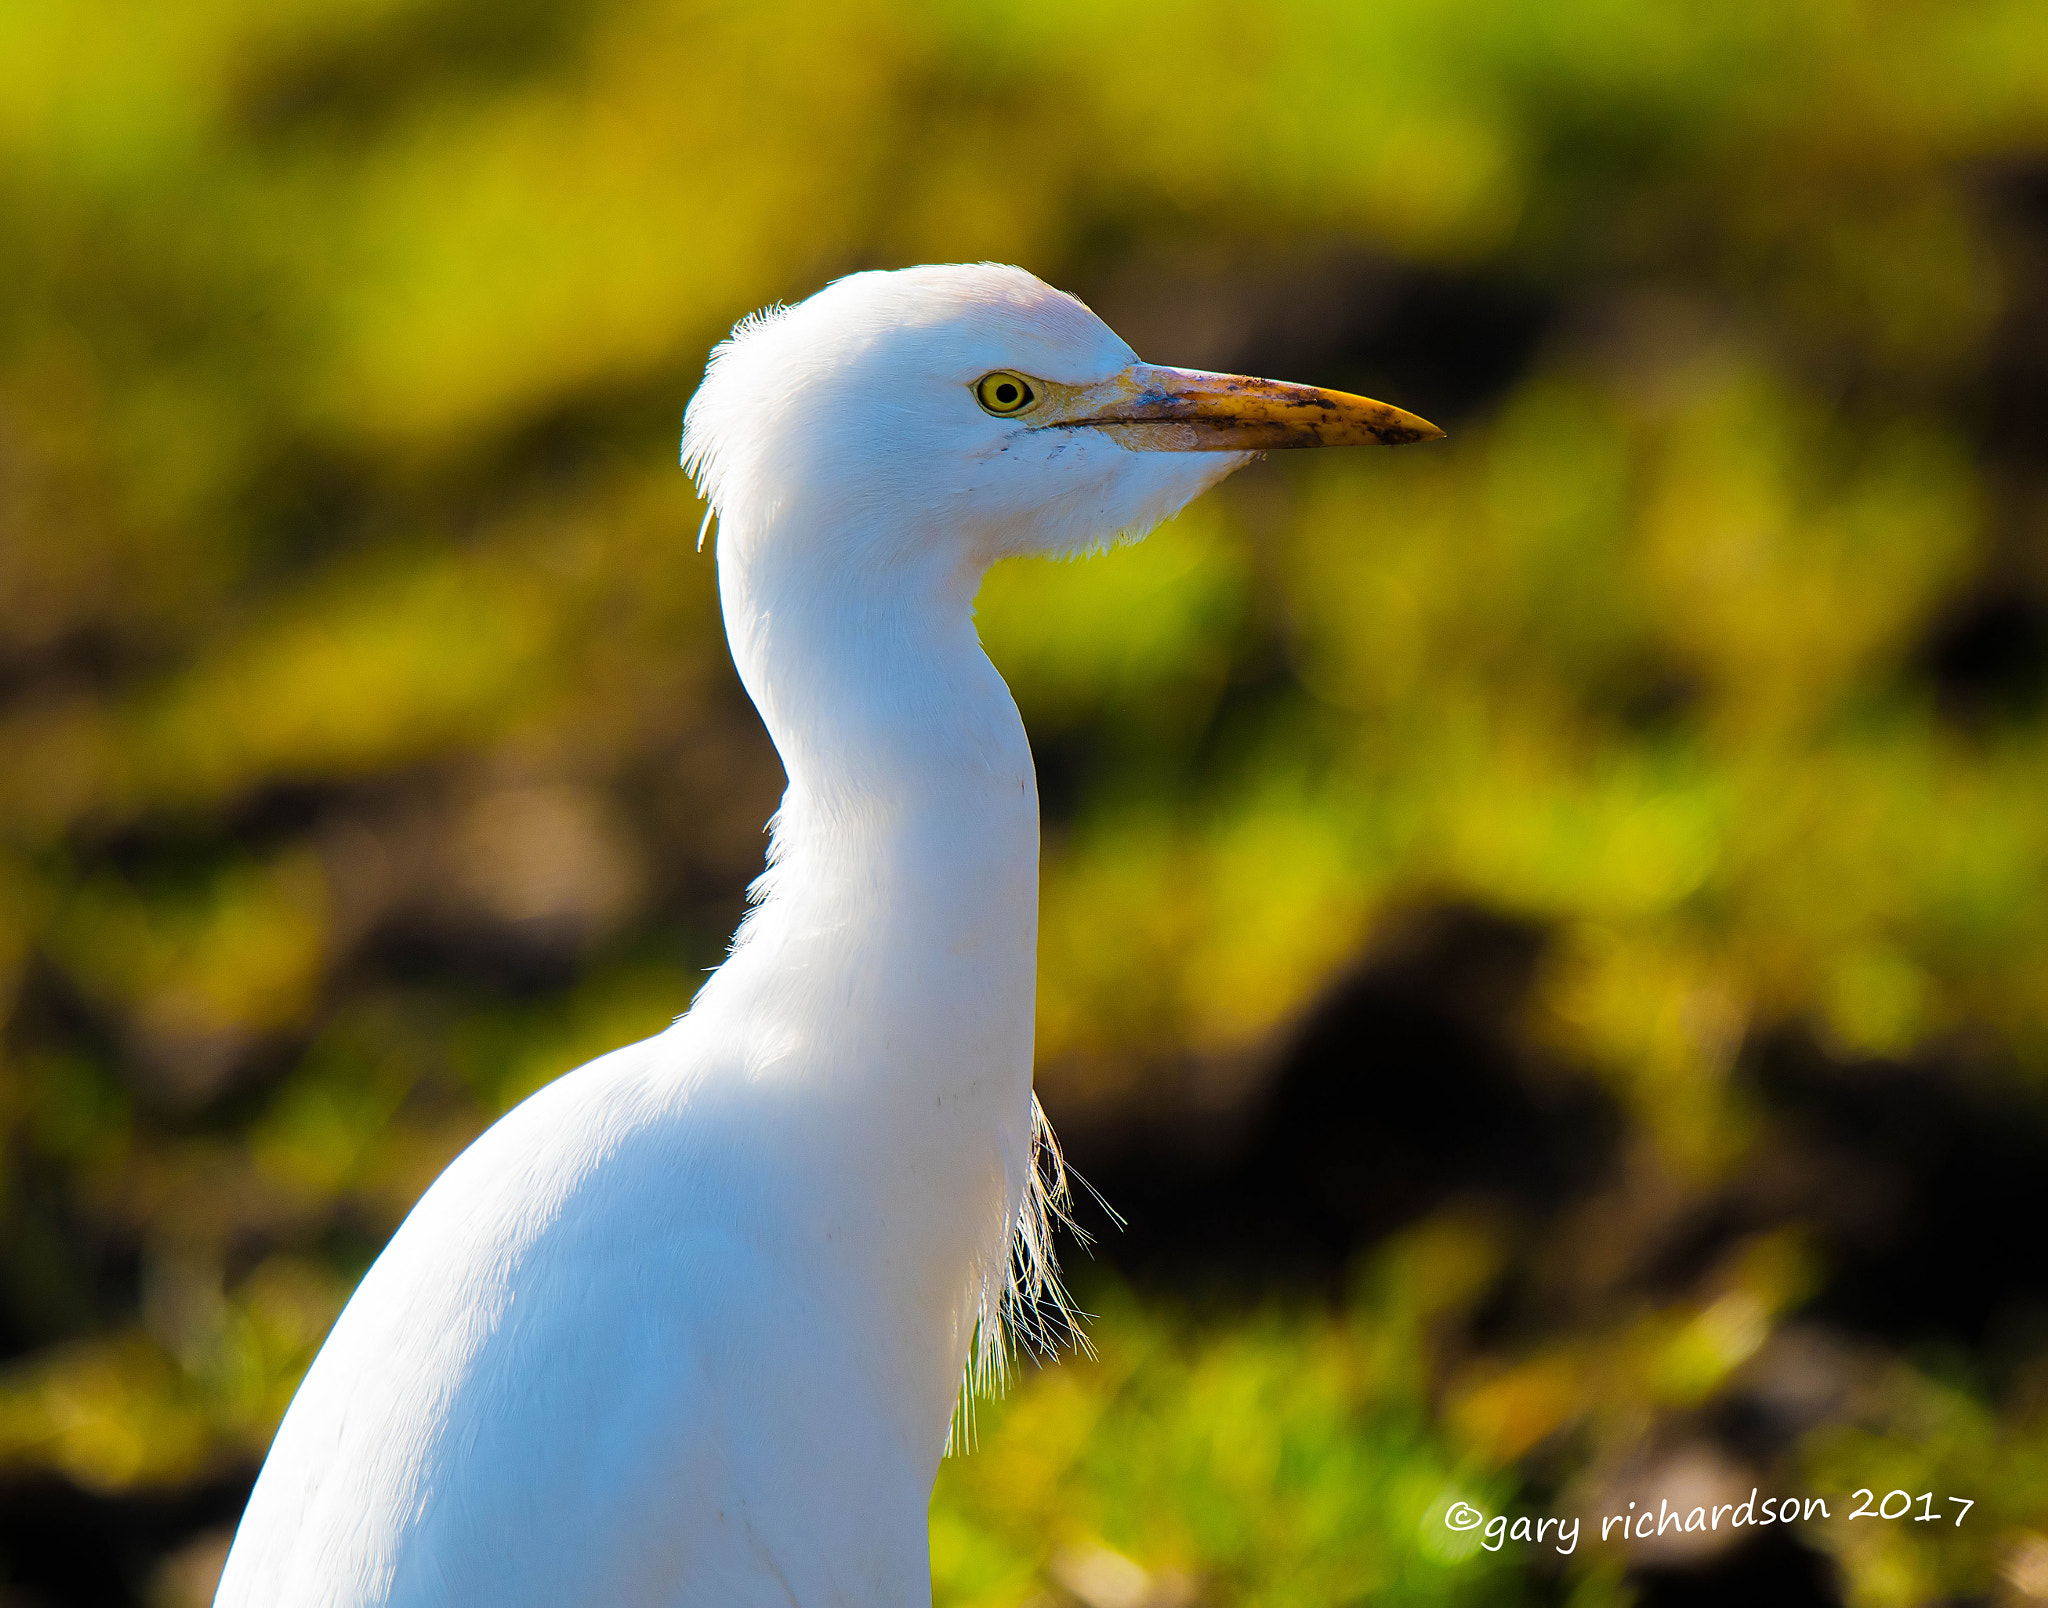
[974,371,1038,415]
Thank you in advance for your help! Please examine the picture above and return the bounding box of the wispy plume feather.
[949,1097,1119,1453]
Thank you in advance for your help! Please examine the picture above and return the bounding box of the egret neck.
[695,494,1038,1460]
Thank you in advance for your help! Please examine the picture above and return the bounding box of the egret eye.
[974,371,1038,416]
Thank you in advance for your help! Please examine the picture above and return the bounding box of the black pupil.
[996,382,1019,405]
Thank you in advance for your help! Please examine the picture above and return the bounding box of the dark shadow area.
[1745,1030,2048,1361]
[1066,912,2048,1359]
[1340,268,1561,427]
[0,1466,254,1608]
[0,1153,140,1367]
[351,916,593,1002]
[235,0,598,142]
[1066,905,1622,1294]
[0,964,143,1365]
[1630,1528,1842,1608]
[1919,590,2048,724]
[1980,161,2048,468]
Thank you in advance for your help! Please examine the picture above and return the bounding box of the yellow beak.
[1048,364,1444,451]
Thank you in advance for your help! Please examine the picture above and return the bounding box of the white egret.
[213,263,1440,1607]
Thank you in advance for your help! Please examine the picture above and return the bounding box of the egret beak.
[1049,364,1444,452]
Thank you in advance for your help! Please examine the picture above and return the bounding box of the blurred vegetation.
[2,1,2048,1604]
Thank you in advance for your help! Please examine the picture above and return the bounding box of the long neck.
[726,515,1022,800]
[719,513,1039,982]
[695,505,1041,1458]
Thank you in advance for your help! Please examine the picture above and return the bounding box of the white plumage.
[214,263,1437,1607]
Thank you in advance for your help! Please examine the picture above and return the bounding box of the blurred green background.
[3,2,2048,1604]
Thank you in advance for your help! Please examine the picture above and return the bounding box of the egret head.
[681,263,1441,576]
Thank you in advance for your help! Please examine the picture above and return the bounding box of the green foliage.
[1,1,2046,1601]
[935,1232,1528,1608]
